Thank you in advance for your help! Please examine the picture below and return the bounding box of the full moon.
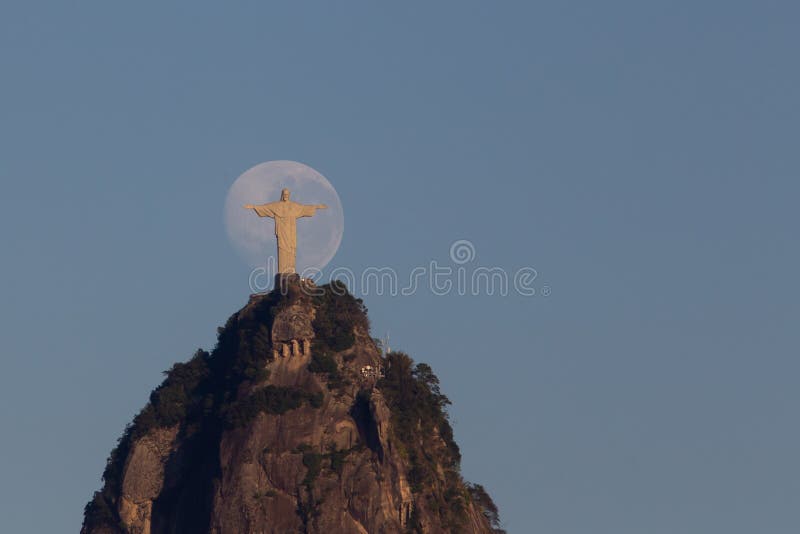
[224,161,344,273]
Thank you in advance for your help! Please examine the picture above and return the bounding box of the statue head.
[281,188,290,201]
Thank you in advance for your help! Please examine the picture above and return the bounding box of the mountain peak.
[82,280,503,534]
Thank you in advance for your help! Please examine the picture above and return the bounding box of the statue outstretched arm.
[244,204,277,218]
[297,203,328,218]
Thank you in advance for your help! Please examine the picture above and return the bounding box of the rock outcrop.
[82,281,503,533]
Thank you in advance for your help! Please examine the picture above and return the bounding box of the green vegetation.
[301,451,323,486]
[307,390,324,408]
[82,491,119,531]
[377,354,504,532]
[306,282,367,392]
[328,446,351,476]
[307,350,338,374]
[307,349,346,390]
[293,442,312,453]
[378,353,460,474]
[224,385,324,428]
[137,349,212,431]
[296,445,330,532]
[297,444,355,486]
[378,352,466,530]
[468,483,505,533]
[312,281,369,352]
[296,493,322,531]
[294,443,357,530]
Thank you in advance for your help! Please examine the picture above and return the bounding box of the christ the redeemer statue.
[244,188,327,274]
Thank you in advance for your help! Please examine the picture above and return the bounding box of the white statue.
[244,188,327,274]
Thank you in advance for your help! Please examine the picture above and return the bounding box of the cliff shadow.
[349,390,383,462]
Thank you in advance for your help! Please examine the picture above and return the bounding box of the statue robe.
[252,200,320,273]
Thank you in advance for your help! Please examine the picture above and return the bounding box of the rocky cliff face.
[82,280,503,534]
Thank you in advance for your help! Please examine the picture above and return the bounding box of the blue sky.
[1,2,799,532]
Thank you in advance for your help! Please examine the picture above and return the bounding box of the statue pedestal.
[274,273,301,294]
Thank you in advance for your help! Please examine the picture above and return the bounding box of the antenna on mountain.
[383,332,391,354]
